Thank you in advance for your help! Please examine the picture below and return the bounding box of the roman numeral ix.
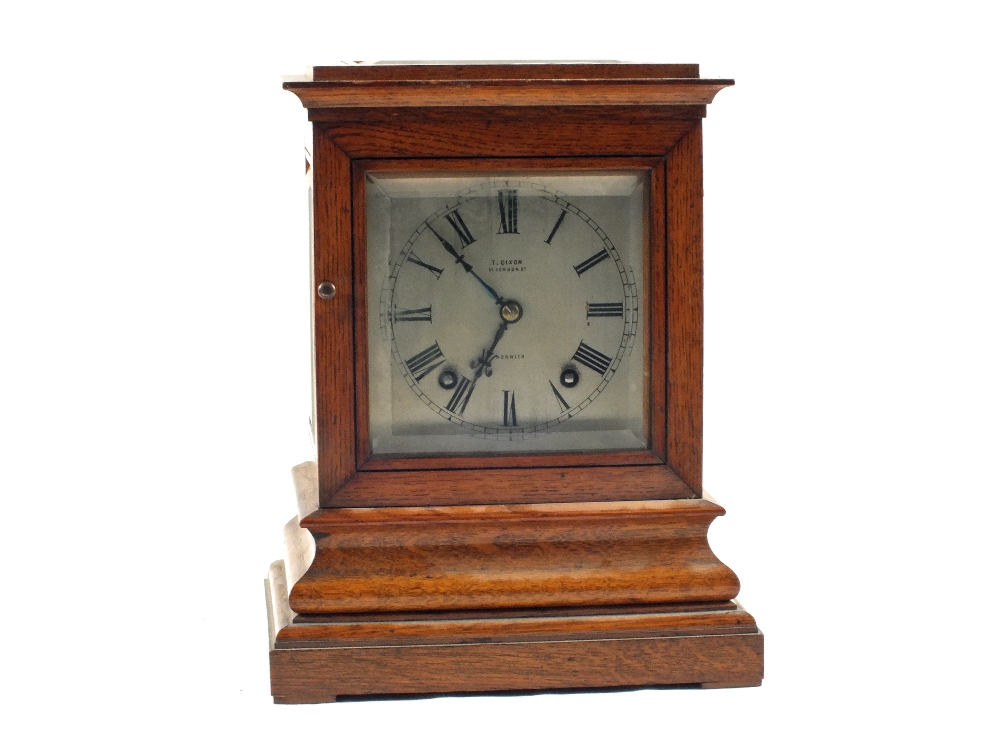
[404,342,445,382]
[446,376,476,415]
[497,190,518,234]
[571,341,613,376]
[394,305,432,323]
[406,252,444,279]
[586,302,623,318]
[573,249,610,276]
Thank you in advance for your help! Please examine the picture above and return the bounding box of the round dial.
[379,179,638,440]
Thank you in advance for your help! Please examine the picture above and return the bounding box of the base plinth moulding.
[266,562,763,704]
[265,463,763,703]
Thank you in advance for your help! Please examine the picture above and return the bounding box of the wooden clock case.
[266,63,763,703]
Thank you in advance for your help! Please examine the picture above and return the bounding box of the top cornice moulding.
[283,63,734,109]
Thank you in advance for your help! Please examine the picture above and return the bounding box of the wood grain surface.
[286,78,733,110]
[314,107,701,159]
[666,124,705,494]
[311,134,355,500]
[327,464,695,507]
[275,604,757,649]
[288,497,738,613]
[291,600,741,622]
[267,580,762,703]
[269,554,760,702]
[270,632,763,703]
[311,63,702,82]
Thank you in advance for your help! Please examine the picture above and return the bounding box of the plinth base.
[266,562,763,704]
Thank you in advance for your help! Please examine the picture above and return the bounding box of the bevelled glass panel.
[366,172,648,455]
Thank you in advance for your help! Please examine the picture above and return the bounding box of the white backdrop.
[2,2,997,747]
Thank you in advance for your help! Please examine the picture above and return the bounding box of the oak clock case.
[367,172,647,456]
[268,62,762,704]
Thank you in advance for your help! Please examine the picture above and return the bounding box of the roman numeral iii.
[571,341,613,376]
[503,390,517,426]
[446,376,476,415]
[586,302,623,318]
[404,342,445,381]
[573,249,610,275]
[444,209,476,248]
[497,190,518,234]
[394,305,432,323]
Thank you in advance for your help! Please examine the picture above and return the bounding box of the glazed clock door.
[365,171,649,457]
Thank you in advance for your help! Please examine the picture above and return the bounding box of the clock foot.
[699,681,761,689]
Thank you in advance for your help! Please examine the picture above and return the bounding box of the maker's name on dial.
[488,258,526,272]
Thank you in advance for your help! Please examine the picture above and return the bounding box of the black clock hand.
[426,224,505,305]
[426,224,471,270]
[471,319,510,378]
[467,268,504,305]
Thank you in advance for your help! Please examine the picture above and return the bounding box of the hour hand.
[471,320,509,377]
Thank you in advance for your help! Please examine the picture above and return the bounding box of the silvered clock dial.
[366,173,648,455]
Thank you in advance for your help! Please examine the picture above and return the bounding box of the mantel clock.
[265,62,763,703]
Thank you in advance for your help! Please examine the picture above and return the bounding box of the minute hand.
[426,224,504,304]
